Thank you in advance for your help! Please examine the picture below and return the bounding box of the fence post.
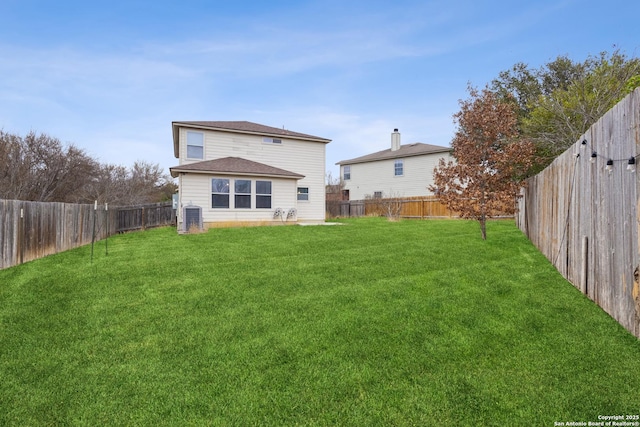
[91,200,97,263]
[19,207,24,265]
[581,236,588,294]
[141,207,146,230]
[105,203,109,256]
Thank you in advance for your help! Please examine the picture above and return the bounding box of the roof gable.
[337,143,451,165]
[169,157,305,179]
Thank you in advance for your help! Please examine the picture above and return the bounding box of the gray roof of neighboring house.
[169,156,305,179]
[172,121,331,158]
[336,142,451,165]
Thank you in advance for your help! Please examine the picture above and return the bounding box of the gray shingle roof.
[336,143,451,165]
[182,121,330,140]
[169,157,305,179]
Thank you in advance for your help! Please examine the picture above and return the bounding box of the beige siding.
[342,153,453,200]
[178,174,298,227]
[177,127,327,223]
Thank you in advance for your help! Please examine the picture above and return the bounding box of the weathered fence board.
[0,200,174,270]
[517,87,640,339]
[117,203,175,232]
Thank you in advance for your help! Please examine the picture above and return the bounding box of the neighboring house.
[170,121,331,230]
[336,129,452,200]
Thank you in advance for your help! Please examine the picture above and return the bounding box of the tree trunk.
[479,215,487,240]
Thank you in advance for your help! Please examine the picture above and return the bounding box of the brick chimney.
[391,128,401,151]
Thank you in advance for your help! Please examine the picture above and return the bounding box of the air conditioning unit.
[183,206,202,232]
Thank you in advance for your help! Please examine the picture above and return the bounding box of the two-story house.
[336,129,452,200]
[170,121,331,230]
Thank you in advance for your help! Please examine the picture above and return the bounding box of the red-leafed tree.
[430,86,534,240]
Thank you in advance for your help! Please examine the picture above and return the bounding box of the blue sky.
[1,0,638,178]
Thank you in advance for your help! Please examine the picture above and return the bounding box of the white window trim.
[297,187,309,202]
[394,159,404,177]
[211,178,275,210]
[186,131,204,160]
[343,165,351,180]
[234,179,252,209]
[256,180,272,209]
[211,178,230,209]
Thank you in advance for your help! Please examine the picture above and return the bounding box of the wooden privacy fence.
[517,88,640,339]
[0,200,174,269]
[117,203,175,232]
[327,196,457,219]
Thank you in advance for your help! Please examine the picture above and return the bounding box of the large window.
[212,178,274,209]
[343,165,351,180]
[394,159,404,176]
[256,181,272,209]
[235,179,251,209]
[297,187,309,201]
[187,131,204,159]
[212,178,230,208]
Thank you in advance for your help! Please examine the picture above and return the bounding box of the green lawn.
[0,218,639,426]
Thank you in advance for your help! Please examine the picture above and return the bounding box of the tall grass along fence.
[517,88,640,339]
[0,200,174,269]
[327,196,457,219]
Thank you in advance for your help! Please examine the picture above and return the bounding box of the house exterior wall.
[340,152,453,200]
[179,173,298,227]
[176,126,327,225]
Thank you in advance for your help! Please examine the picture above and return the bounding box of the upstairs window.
[343,165,351,180]
[235,179,252,209]
[297,187,309,201]
[212,178,230,208]
[187,131,204,159]
[256,181,272,209]
[394,160,404,176]
[262,137,282,144]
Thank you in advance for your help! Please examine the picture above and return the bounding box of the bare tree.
[128,161,176,205]
[325,171,347,218]
[364,190,404,220]
[325,171,346,201]
[0,131,29,199]
[80,161,176,206]
[79,163,130,205]
[0,130,176,205]
[382,191,404,221]
[0,131,97,202]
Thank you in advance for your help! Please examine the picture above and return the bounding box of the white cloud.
[0,0,598,179]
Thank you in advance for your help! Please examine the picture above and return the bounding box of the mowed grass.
[0,218,639,426]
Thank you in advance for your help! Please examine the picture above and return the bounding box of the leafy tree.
[430,86,534,240]
[492,61,543,117]
[491,49,640,171]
